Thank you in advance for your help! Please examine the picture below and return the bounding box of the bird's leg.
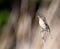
[40,30,46,42]
[40,30,47,49]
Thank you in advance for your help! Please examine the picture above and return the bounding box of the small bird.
[37,15,50,33]
[37,15,51,40]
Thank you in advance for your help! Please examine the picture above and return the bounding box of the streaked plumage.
[38,16,50,32]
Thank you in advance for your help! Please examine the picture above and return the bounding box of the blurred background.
[0,0,60,49]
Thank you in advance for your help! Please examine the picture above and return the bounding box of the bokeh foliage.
[0,0,14,28]
[0,9,10,28]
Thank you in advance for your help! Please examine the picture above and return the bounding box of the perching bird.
[37,15,50,33]
[37,15,51,40]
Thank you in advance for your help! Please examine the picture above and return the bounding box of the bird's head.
[37,15,46,22]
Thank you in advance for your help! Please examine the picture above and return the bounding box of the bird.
[37,15,51,40]
[37,15,50,33]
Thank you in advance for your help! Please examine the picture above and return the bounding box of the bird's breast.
[39,18,46,29]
